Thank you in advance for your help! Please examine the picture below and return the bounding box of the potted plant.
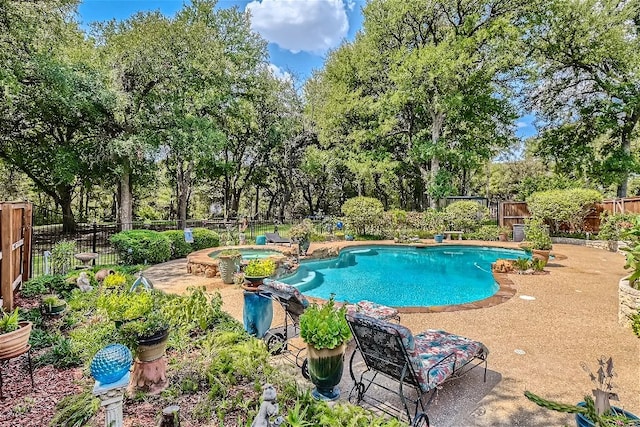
[524,218,553,262]
[243,258,276,288]
[299,295,352,400]
[119,312,170,362]
[40,294,67,315]
[290,219,314,256]
[618,216,640,327]
[525,357,639,426]
[217,249,242,284]
[0,308,32,359]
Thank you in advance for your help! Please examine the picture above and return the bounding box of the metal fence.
[30,217,324,277]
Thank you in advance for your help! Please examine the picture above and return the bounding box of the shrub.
[102,272,127,289]
[527,189,602,233]
[51,240,76,275]
[444,201,489,232]
[341,197,384,235]
[524,218,553,250]
[163,230,193,259]
[598,213,638,241]
[423,209,447,234]
[244,259,276,277]
[21,275,66,298]
[110,229,171,265]
[468,225,500,241]
[191,228,220,251]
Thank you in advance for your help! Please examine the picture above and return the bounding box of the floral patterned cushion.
[410,330,488,392]
[345,300,399,321]
[346,311,415,353]
[260,280,309,308]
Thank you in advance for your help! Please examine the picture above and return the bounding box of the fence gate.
[0,202,32,310]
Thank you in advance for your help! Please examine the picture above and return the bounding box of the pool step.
[292,269,323,292]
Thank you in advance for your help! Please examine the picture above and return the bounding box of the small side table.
[0,345,34,400]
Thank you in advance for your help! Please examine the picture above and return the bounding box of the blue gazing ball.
[336,221,344,230]
[90,344,133,384]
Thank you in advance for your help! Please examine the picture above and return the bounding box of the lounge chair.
[346,312,488,426]
[264,232,292,246]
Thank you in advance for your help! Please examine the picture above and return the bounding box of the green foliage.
[21,275,65,298]
[444,201,489,232]
[118,311,169,350]
[598,213,638,242]
[0,308,20,334]
[41,294,65,310]
[514,258,531,271]
[300,296,351,350]
[468,225,501,241]
[102,272,127,289]
[526,189,603,232]
[620,216,640,288]
[244,259,276,277]
[161,287,230,333]
[631,311,640,338]
[34,336,81,368]
[289,219,315,241]
[29,328,60,350]
[49,390,100,427]
[51,240,76,275]
[217,249,241,258]
[524,218,553,251]
[163,230,193,259]
[341,197,384,235]
[424,209,447,234]
[110,229,171,265]
[97,290,154,322]
[69,320,117,366]
[191,228,220,251]
[530,258,547,272]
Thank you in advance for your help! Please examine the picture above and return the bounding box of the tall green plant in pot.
[0,308,32,359]
[300,296,352,400]
[524,218,553,262]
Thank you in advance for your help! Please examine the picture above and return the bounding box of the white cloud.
[516,121,528,128]
[268,63,292,82]
[346,0,355,11]
[246,0,349,54]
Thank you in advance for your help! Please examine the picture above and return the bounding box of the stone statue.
[251,384,284,427]
[77,272,93,292]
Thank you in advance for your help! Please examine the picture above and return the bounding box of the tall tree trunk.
[57,185,76,233]
[176,160,193,229]
[119,165,133,231]
[429,111,444,209]
[617,131,632,198]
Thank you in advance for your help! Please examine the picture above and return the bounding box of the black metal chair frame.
[260,289,308,377]
[346,315,487,427]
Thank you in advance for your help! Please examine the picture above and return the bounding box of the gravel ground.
[141,241,640,426]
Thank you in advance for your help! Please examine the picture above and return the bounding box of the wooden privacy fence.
[499,196,640,232]
[0,202,32,310]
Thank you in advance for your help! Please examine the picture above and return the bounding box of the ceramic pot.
[498,233,508,242]
[218,256,240,284]
[136,328,169,362]
[0,321,32,359]
[434,234,444,243]
[41,301,66,315]
[242,291,273,338]
[244,275,268,288]
[307,343,346,401]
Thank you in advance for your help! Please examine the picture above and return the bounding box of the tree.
[527,0,640,197]
[1,7,116,231]
[310,0,524,208]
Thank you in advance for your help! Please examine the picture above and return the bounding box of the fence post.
[92,222,98,266]
[1,204,14,310]
[22,204,32,281]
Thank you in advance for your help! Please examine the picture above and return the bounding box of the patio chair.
[345,312,488,426]
[264,232,292,246]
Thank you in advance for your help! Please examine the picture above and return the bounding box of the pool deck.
[145,240,640,426]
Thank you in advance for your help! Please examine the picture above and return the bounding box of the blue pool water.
[281,245,528,307]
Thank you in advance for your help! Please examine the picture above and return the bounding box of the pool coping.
[302,240,567,313]
[187,245,297,278]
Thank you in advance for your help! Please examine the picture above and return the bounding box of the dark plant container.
[41,301,66,315]
[307,343,346,401]
[575,402,639,427]
[137,328,169,362]
[434,234,444,243]
[137,327,169,347]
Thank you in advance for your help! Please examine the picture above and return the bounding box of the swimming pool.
[281,245,528,307]
[209,248,282,260]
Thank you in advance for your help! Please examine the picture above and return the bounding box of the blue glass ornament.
[90,344,133,384]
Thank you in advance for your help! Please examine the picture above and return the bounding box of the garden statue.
[95,269,115,283]
[251,384,284,427]
[77,272,93,292]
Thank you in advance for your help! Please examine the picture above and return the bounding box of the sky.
[77,0,536,139]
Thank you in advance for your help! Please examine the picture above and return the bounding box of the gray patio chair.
[264,232,292,246]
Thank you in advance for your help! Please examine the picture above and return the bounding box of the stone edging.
[186,245,294,278]
[619,277,640,327]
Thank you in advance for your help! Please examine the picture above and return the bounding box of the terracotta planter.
[136,329,169,362]
[498,233,508,242]
[532,249,550,262]
[307,343,346,400]
[0,321,32,359]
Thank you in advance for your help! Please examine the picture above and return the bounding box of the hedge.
[162,230,193,259]
[110,230,172,265]
[191,228,220,251]
[341,197,384,235]
[527,188,602,232]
